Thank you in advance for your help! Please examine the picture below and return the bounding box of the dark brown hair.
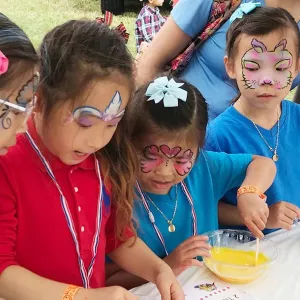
[226,7,300,59]
[0,13,38,89]
[39,20,137,240]
[127,76,208,153]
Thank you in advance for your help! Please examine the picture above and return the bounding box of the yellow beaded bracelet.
[237,185,267,201]
[62,285,81,300]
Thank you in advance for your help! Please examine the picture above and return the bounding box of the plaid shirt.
[135,5,166,53]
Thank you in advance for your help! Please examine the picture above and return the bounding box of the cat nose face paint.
[241,39,293,91]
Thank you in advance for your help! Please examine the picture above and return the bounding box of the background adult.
[136,0,300,120]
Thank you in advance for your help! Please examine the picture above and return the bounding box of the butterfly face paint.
[70,91,125,127]
[0,72,39,129]
[241,39,293,90]
[140,144,195,176]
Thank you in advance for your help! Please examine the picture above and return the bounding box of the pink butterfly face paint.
[70,91,125,127]
[141,145,164,173]
[241,39,293,91]
[140,144,194,176]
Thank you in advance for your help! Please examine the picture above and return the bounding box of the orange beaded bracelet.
[62,285,81,300]
[237,185,267,201]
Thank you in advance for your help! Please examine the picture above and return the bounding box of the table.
[131,227,300,300]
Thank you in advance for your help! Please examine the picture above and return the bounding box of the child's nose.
[155,159,174,176]
[259,77,274,86]
[87,134,105,151]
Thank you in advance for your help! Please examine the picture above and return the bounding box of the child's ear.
[224,55,236,80]
[33,91,42,113]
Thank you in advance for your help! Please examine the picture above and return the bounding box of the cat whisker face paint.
[241,38,293,91]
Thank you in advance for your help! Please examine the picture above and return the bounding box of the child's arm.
[219,201,300,231]
[227,155,276,238]
[108,237,184,299]
[218,202,241,226]
[107,236,211,289]
[0,266,138,300]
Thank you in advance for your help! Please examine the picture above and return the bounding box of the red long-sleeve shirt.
[0,120,132,288]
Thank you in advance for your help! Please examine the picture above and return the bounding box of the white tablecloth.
[131,227,300,300]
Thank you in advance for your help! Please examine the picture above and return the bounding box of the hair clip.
[229,2,261,23]
[0,51,9,76]
[145,76,188,107]
[96,11,130,44]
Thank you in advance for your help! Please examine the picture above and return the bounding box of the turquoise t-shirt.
[171,0,300,121]
[133,151,252,258]
[205,100,300,233]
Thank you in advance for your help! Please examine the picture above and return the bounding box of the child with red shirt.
[0,13,38,156]
[0,20,184,300]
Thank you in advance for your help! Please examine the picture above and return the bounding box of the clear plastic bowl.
[203,229,278,284]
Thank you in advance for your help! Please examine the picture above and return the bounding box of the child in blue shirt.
[205,6,300,233]
[105,75,276,288]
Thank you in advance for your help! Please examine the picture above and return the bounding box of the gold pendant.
[168,223,176,233]
[273,154,279,162]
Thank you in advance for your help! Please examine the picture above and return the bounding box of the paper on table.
[183,281,256,300]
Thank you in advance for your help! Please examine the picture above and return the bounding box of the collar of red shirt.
[145,4,160,14]
[26,117,95,172]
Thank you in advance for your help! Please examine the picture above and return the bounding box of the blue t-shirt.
[172,0,300,121]
[133,151,252,258]
[205,101,300,233]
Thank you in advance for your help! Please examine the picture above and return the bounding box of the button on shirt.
[0,119,132,288]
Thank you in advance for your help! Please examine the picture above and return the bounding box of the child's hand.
[164,235,211,276]
[266,201,300,230]
[154,265,185,300]
[237,193,269,238]
[79,286,139,300]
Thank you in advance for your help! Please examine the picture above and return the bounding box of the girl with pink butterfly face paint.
[105,75,276,290]
[141,144,194,176]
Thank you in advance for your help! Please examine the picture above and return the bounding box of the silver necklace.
[145,185,178,233]
[239,101,280,162]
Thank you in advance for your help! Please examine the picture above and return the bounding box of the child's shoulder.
[206,106,241,141]
[0,134,31,183]
[283,99,300,114]
[137,5,152,17]
[1,134,29,165]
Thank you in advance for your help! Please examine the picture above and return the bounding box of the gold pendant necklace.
[145,185,178,233]
[239,101,280,162]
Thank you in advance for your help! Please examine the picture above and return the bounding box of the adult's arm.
[136,0,214,86]
[136,16,191,86]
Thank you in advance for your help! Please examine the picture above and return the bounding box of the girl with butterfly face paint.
[206,7,300,234]
[0,13,38,156]
[105,75,276,289]
[0,21,184,300]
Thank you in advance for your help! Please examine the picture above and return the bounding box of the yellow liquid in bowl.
[204,247,269,284]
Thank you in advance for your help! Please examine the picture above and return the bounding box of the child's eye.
[276,67,287,72]
[144,154,159,161]
[78,123,92,128]
[76,116,93,128]
[243,60,260,72]
[107,124,117,128]
[275,59,291,72]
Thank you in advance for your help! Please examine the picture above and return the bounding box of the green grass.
[1,0,138,54]
[1,0,296,99]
